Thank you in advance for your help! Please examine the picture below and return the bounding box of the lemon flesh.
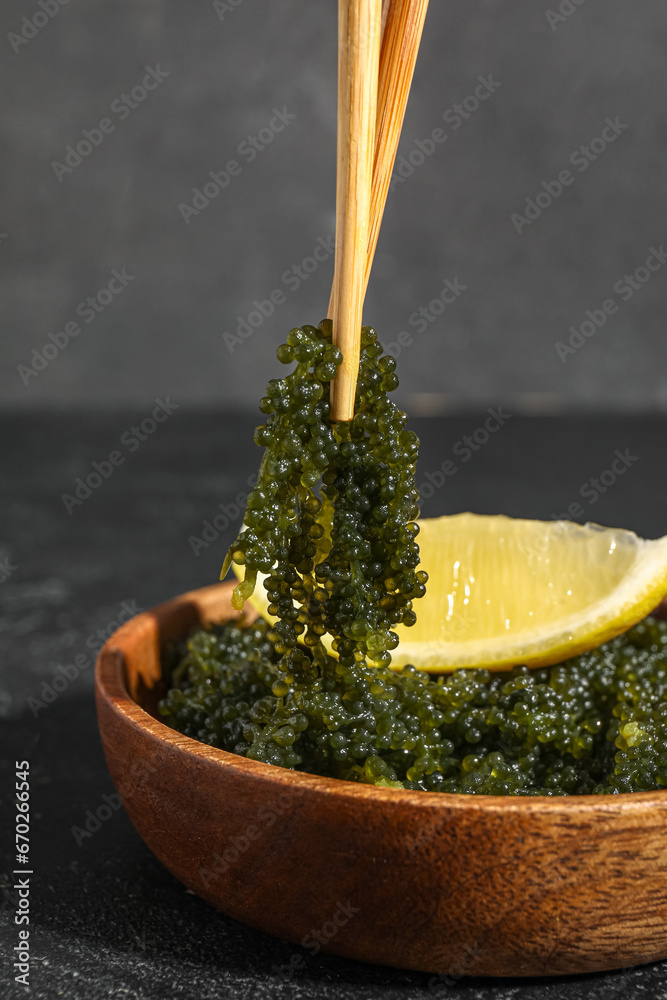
[392,513,667,670]
[233,512,667,672]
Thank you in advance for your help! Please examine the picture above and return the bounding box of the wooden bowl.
[95,581,667,978]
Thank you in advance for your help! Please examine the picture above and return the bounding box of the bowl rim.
[96,581,667,815]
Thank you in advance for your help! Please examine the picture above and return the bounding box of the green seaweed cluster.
[158,318,667,795]
[221,318,425,678]
[159,615,667,794]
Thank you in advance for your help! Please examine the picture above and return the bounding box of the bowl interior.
[122,582,257,714]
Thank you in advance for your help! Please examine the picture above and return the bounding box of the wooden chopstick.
[330,0,429,421]
[381,0,391,33]
[364,0,429,294]
[330,0,382,423]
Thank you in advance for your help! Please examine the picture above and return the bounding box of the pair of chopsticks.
[329,0,430,421]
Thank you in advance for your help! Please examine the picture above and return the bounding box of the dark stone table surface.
[1,410,666,1000]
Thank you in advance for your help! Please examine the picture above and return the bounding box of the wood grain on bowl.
[95,582,667,978]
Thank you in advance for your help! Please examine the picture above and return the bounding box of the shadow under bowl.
[95,581,667,978]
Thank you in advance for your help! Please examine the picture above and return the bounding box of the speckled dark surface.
[2,411,667,999]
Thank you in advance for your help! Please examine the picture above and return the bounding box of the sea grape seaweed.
[204,317,426,768]
[159,317,667,794]
[159,615,667,794]
[221,318,426,675]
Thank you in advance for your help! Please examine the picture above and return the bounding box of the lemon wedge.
[232,512,667,672]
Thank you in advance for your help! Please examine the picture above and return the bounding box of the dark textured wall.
[2,0,667,413]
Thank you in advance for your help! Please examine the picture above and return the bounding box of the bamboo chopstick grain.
[330,0,428,420]
[365,0,429,293]
[330,0,382,422]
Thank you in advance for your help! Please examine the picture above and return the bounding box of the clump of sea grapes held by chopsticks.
[221,319,426,681]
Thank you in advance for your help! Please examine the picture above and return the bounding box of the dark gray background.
[2,0,667,415]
